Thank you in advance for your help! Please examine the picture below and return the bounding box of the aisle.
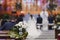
[26,30,57,40]
[26,38,57,40]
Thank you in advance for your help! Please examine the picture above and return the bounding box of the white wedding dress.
[26,17,41,38]
[40,11,48,30]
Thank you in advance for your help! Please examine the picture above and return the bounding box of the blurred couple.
[18,8,48,38]
[24,14,41,38]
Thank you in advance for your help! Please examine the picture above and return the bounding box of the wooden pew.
[0,31,15,40]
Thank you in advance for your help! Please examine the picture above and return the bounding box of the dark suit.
[48,15,54,23]
[17,14,24,23]
[48,15,54,30]
[37,16,42,24]
[1,19,7,26]
[36,16,42,29]
[0,21,16,30]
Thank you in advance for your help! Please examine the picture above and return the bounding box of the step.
[38,30,55,39]
[38,35,55,39]
[27,30,55,39]
[26,38,57,40]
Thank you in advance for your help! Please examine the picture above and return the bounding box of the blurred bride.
[40,9,48,30]
[26,15,41,38]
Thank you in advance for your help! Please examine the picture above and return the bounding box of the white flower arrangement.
[9,21,28,39]
[15,21,27,28]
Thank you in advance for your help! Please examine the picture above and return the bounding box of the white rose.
[22,21,27,28]
[19,22,23,26]
[19,28,22,31]
[19,32,23,35]
[15,24,19,26]
[22,24,27,28]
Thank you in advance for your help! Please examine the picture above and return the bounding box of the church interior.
[0,0,60,16]
[0,0,60,40]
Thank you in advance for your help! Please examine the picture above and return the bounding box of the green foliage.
[3,14,9,19]
[11,26,21,33]
[55,14,60,24]
[56,14,60,18]
[16,3,22,11]
[48,4,57,11]
[22,28,26,33]
[19,3,22,10]
[9,26,28,39]
[48,0,57,13]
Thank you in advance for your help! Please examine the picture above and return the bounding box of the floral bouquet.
[9,22,28,40]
